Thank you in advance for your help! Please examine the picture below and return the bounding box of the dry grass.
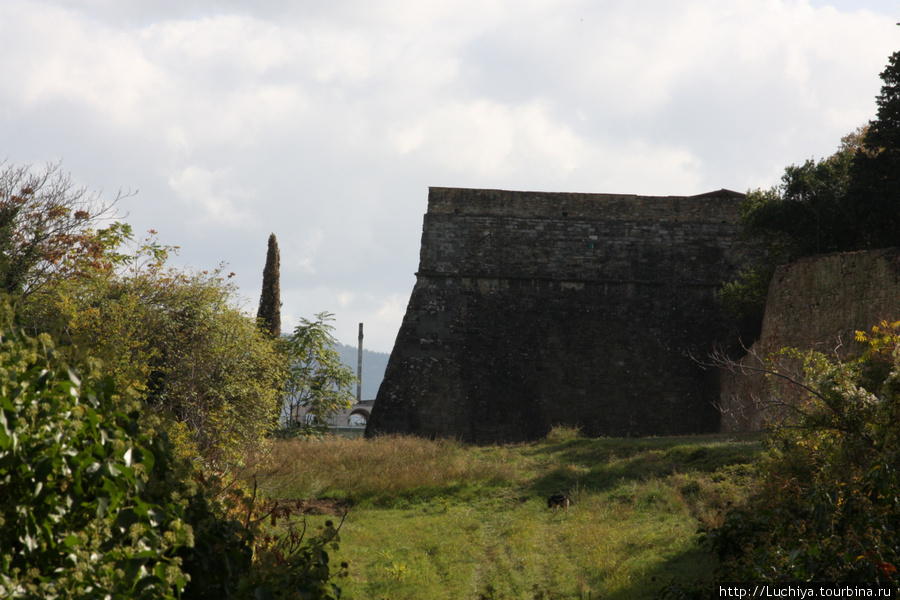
[257,434,521,506]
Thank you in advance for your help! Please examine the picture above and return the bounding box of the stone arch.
[349,408,370,426]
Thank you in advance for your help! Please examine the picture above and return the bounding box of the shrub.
[544,424,583,445]
[0,296,346,599]
[0,301,195,599]
[30,259,287,469]
[700,322,900,586]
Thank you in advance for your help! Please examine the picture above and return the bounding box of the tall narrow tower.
[357,323,363,402]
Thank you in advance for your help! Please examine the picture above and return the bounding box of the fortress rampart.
[366,187,755,443]
[720,248,900,431]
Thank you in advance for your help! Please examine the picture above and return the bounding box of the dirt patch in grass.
[268,497,351,517]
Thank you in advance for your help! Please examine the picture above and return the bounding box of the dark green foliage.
[249,519,346,600]
[742,143,859,256]
[257,233,282,339]
[0,293,347,599]
[722,49,900,330]
[20,230,287,469]
[0,198,27,294]
[0,296,264,600]
[736,49,900,260]
[720,132,861,327]
[0,159,347,597]
[850,50,900,249]
[175,488,254,600]
[0,301,195,599]
[717,261,778,337]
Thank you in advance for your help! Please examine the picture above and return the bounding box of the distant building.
[290,399,375,432]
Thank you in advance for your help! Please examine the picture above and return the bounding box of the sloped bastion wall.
[366,187,757,443]
[720,248,900,432]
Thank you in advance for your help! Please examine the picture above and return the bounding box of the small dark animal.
[547,494,570,509]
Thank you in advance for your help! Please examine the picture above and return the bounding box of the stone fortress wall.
[366,187,757,443]
[720,248,900,431]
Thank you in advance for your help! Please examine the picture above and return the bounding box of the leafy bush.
[699,321,900,586]
[0,301,195,599]
[0,156,349,598]
[0,297,346,599]
[249,518,347,600]
[29,252,287,469]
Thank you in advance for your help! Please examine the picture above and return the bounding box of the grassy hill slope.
[261,428,762,599]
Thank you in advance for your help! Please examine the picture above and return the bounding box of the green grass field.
[259,427,763,599]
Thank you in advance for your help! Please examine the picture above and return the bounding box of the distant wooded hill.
[335,343,390,401]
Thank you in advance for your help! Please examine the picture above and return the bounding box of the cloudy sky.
[0,0,896,352]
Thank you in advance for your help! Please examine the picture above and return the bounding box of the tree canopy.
[0,160,126,298]
[721,48,900,331]
[848,49,900,248]
[0,160,348,598]
[281,312,357,437]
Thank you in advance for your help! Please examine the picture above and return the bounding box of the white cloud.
[0,0,896,354]
[146,15,292,73]
[282,229,324,276]
[338,291,355,308]
[388,100,592,178]
[167,166,255,228]
[0,4,170,129]
[334,292,410,353]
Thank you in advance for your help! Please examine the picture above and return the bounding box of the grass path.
[260,428,762,599]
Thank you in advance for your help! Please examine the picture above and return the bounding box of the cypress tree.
[257,233,282,338]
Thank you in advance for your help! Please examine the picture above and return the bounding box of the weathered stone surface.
[720,248,900,432]
[366,187,754,443]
